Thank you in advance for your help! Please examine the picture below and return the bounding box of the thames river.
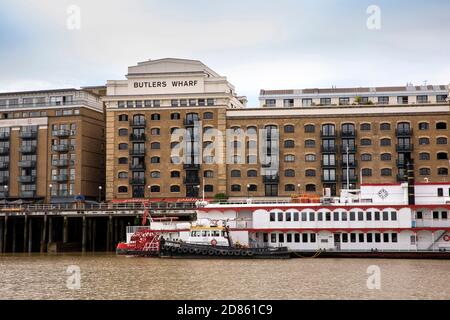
[0,254,449,300]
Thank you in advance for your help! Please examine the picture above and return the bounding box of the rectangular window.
[410,235,416,245]
[271,234,277,243]
[374,211,380,221]
[417,211,423,219]
[270,212,275,222]
[293,212,299,221]
[334,212,340,221]
[442,211,448,219]
[339,97,350,105]
[367,233,373,243]
[294,233,300,243]
[325,212,331,221]
[392,233,398,243]
[350,233,356,243]
[375,233,381,243]
[378,96,389,104]
[278,234,284,243]
[153,100,160,107]
[342,233,348,243]
[318,212,323,221]
[341,212,347,221]
[302,233,308,243]
[391,211,397,221]
[310,234,316,243]
[286,212,292,222]
[277,212,283,222]
[366,211,372,221]
[309,212,315,221]
[433,211,439,219]
[302,98,313,107]
[263,233,268,243]
[350,212,355,221]
[383,233,389,242]
[358,233,365,242]
[287,233,292,243]
[358,211,364,221]
[383,211,389,221]
[437,188,443,197]
[320,98,331,105]
[302,212,307,221]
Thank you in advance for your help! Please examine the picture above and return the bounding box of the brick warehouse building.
[103,58,449,201]
[0,58,448,202]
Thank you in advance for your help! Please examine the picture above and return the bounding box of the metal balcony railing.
[395,128,413,136]
[52,159,69,167]
[396,144,414,152]
[17,175,36,183]
[19,131,38,139]
[129,133,146,141]
[20,145,37,154]
[263,175,280,183]
[18,160,36,168]
[130,163,146,170]
[52,129,71,137]
[183,176,200,184]
[129,177,146,185]
[52,174,69,182]
[130,120,146,127]
[129,148,145,156]
[52,144,69,152]
[0,176,9,184]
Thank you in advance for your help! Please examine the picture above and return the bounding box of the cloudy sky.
[0,0,449,106]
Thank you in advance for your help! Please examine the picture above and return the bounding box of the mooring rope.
[292,249,323,258]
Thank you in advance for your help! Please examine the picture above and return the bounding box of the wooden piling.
[11,218,16,253]
[0,218,3,253]
[82,215,87,253]
[92,219,96,252]
[63,216,68,243]
[23,215,28,253]
[28,218,33,253]
[40,215,47,253]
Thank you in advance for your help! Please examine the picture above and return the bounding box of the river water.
[0,254,448,300]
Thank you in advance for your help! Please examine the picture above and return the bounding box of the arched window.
[380,123,391,131]
[362,168,372,176]
[380,138,391,146]
[151,157,160,164]
[305,154,316,162]
[360,123,371,131]
[204,170,214,178]
[284,154,295,162]
[436,122,447,130]
[248,184,257,192]
[150,185,160,193]
[118,128,128,136]
[437,137,448,145]
[204,185,214,192]
[380,153,391,161]
[186,113,199,124]
[118,172,128,179]
[284,125,294,133]
[150,171,160,178]
[321,124,335,137]
[247,126,257,135]
[171,171,180,178]
[285,169,295,177]
[361,139,372,146]
[171,113,180,120]
[170,127,180,134]
[438,168,448,175]
[419,137,430,145]
[341,123,355,135]
[419,152,430,160]
[151,142,160,149]
[304,124,315,133]
[118,186,128,193]
[361,154,372,161]
[285,184,295,192]
[381,168,392,176]
[231,185,241,192]
[151,113,160,121]
[305,139,315,147]
[170,185,180,193]
[247,170,258,177]
[284,140,295,148]
[118,157,128,164]
[132,114,145,125]
[418,122,429,130]
[118,143,128,150]
[231,170,241,177]
[305,169,316,177]
[203,112,214,120]
[437,152,448,160]
[305,184,316,192]
[151,128,160,135]
[118,114,128,121]
[419,168,431,176]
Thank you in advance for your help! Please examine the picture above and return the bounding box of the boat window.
[310,234,316,243]
[202,231,209,237]
[302,233,308,243]
[294,233,300,243]
[366,211,372,221]
[358,233,365,242]
[294,212,299,221]
[270,212,276,222]
[286,212,292,221]
[277,212,283,222]
[383,211,389,221]
[391,211,397,221]
[301,212,307,221]
[271,234,277,243]
[212,231,220,237]
[309,212,315,221]
[318,212,323,221]
[350,212,355,221]
[221,231,226,237]
[325,212,331,221]
[358,212,364,221]
[374,211,380,221]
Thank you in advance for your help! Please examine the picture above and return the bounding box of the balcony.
[0,191,8,198]
[52,159,69,167]
[183,119,200,126]
[19,131,38,139]
[263,175,280,184]
[0,147,10,155]
[183,163,200,170]
[0,132,10,140]
[321,161,337,168]
[320,131,337,138]
[52,174,68,182]
[341,175,358,182]
[183,176,200,184]
[52,144,69,152]
[321,175,337,183]
[340,160,358,167]
[18,160,36,168]
[130,133,146,142]
[52,129,70,137]
[20,145,37,154]
[0,162,9,169]
[129,148,145,156]
[396,144,414,152]
[395,128,413,137]
[130,177,146,185]
[341,145,357,153]
[340,131,357,138]
[321,145,337,153]
[130,120,146,127]
[396,159,407,167]
[0,176,9,184]
[397,174,408,182]
[20,191,36,198]
[17,175,36,183]
[130,163,146,170]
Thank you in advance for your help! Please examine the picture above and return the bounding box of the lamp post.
[48,184,53,203]
[246,184,250,199]
[98,186,103,203]
[297,184,301,195]
[3,184,8,198]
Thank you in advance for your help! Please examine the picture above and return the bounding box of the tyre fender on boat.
[211,239,218,247]
[444,235,450,242]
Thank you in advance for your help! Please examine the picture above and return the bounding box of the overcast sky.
[0,0,449,106]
